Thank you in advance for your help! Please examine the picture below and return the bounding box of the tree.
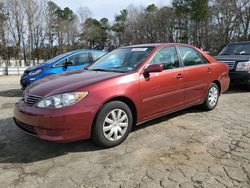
[5,0,26,66]
[0,2,9,67]
[144,4,158,42]
[237,0,250,40]
[77,6,92,25]
[80,18,108,49]
[112,9,128,46]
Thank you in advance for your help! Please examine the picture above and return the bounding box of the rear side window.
[92,52,107,61]
[178,46,208,67]
[149,46,180,70]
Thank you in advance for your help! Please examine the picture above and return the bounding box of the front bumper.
[20,78,30,90]
[20,75,39,89]
[14,100,97,142]
[229,71,250,86]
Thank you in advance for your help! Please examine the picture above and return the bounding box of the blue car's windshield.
[88,47,154,73]
[43,52,72,64]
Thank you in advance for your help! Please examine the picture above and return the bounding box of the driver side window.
[68,53,89,66]
[149,46,180,70]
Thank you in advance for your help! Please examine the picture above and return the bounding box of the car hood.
[215,55,250,62]
[25,63,47,72]
[26,70,124,97]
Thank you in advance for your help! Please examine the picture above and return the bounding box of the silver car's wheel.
[103,109,128,141]
[208,86,218,107]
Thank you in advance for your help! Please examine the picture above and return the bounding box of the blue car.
[20,50,107,89]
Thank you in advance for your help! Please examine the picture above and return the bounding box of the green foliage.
[80,18,109,49]
[172,0,192,15]
[112,9,128,33]
[172,0,209,21]
[145,4,158,14]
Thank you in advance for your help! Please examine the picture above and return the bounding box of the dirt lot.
[0,76,249,188]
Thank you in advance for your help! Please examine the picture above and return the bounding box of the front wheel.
[202,83,220,111]
[92,101,133,148]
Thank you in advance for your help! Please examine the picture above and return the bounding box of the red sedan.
[14,43,230,147]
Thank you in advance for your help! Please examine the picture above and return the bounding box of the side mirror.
[64,60,74,67]
[143,64,164,77]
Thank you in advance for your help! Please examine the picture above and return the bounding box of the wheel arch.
[212,80,221,94]
[105,96,137,127]
[92,96,138,133]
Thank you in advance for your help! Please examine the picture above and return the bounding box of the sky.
[52,0,171,21]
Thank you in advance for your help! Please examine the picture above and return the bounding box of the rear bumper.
[14,100,97,142]
[229,71,250,86]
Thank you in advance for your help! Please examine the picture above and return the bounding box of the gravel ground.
[0,75,249,188]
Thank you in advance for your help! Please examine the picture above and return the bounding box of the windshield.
[88,47,154,73]
[43,52,72,64]
[219,43,250,55]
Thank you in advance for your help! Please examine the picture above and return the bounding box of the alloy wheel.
[102,109,129,141]
[208,86,218,107]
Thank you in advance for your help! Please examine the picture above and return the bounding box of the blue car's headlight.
[29,69,42,75]
[37,92,88,108]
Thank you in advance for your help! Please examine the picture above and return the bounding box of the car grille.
[24,92,43,106]
[220,61,236,70]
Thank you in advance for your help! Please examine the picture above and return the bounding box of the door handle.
[176,73,184,79]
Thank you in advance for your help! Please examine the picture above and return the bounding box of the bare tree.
[0,1,9,67]
[237,0,250,40]
[77,6,92,24]
[5,0,26,66]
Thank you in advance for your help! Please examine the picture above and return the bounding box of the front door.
[65,52,90,72]
[140,46,185,120]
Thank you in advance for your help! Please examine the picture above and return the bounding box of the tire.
[92,101,133,148]
[202,83,220,111]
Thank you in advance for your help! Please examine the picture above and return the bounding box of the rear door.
[177,46,212,105]
[140,46,185,120]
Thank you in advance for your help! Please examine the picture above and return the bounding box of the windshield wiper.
[220,53,232,55]
[235,53,250,55]
[89,68,109,72]
[89,69,126,73]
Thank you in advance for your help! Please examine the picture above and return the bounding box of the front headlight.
[37,92,88,108]
[236,61,250,72]
[29,69,42,75]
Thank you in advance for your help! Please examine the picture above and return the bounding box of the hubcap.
[103,109,128,141]
[208,86,218,107]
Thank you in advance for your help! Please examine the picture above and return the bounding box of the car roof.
[121,43,164,48]
[68,49,107,54]
[120,43,189,49]
[231,41,250,45]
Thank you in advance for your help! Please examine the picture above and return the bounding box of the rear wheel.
[92,101,133,148]
[202,83,219,111]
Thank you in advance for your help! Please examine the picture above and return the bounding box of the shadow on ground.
[0,85,247,164]
[224,85,249,94]
[0,107,201,164]
[0,89,23,97]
